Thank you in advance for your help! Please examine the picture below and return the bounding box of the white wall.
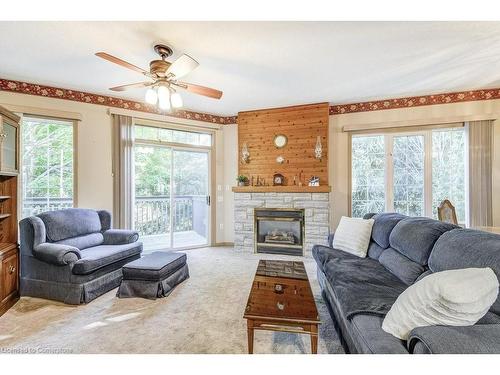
[0,91,228,243]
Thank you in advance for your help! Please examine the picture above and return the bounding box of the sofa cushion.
[122,251,187,281]
[349,314,408,354]
[55,232,104,250]
[389,217,457,265]
[371,213,407,248]
[332,216,374,258]
[379,247,425,285]
[72,242,143,275]
[382,268,499,340]
[429,228,500,315]
[322,248,407,318]
[367,241,386,260]
[38,208,102,242]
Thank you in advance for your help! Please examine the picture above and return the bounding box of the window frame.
[349,124,466,224]
[19,114,78,218]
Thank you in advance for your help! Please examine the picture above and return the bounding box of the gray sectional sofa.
[313,213,500,354]
[19,208,143,304]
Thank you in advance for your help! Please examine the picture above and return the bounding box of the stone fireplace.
[233,191,330,256]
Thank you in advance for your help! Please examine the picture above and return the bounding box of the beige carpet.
[0,247,344,354]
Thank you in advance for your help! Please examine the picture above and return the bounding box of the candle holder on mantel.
[241,142,250,164]
[315,136,323,161]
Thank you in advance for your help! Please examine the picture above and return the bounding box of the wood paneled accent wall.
[237,103,329,186]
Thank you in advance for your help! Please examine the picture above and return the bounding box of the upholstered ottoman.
[117,251,189,299]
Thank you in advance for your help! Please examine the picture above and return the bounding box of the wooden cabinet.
[1,246,19,306]
[0,105,20,317]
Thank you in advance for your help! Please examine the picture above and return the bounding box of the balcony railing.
[23,197,74,218]
[22,195,207,239]
[134,195,207,236]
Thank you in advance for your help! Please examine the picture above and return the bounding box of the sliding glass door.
[134,145,172,251]
[133,125,212,252]
[172,149,210,248]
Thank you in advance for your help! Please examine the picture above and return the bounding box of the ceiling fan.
[96,44,223,111]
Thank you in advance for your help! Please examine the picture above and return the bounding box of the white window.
[351,127,466,224]
[351,135,386,217]
[21,116,75,218]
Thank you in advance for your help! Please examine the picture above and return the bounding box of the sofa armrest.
[103,229,139,245]
[33,243,81,266]
[408,324,500,354]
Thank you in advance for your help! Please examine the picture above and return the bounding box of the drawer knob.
[8,265,15,274]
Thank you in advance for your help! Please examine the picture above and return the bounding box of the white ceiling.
[1,21,500,116]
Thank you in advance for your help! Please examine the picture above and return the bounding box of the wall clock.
[273,134,288,148]
[273,173,285,186]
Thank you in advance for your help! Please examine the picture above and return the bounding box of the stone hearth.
[233,192,330,255]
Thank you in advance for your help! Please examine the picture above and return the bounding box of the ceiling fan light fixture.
[145,87,158,105]
[157,85,171,111]
[171,92,183,109]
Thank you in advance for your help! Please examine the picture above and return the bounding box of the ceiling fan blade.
[109,82,153,92]
[166,54,199,79]
[96,52,148,75]
[174,82,223,99]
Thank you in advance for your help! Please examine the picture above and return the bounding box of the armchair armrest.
[33,243,81,266]
[408,324,500,354]
[103,229,139,245]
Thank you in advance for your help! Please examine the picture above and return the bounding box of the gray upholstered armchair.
[19,208,142,304]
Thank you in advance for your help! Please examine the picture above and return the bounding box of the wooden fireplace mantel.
[231,186,331,193]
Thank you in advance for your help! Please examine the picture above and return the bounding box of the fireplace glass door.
[254,209,304,256]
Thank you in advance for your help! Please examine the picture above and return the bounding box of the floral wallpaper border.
[0,78,233,125]
[2,78,500,123]
[329,88,500,115]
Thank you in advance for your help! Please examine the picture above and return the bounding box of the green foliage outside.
[21,117,74,217]
[351,129,465,222]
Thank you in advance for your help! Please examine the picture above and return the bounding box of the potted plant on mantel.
[236,175,249,187]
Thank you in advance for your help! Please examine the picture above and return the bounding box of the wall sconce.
[315,136,323,160]
[241,142,250,163]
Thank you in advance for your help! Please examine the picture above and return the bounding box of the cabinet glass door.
[1,122,17,172]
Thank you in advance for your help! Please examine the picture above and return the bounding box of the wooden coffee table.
[243,260,320,354]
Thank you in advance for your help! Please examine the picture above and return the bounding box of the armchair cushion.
[55,232,104,250]
[33,242,81,265]
[72,242,142,275]
[38,208,102,242]
[408,324,500,354]
[103,229,139,245]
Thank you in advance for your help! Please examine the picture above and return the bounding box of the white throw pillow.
[332,216,374,258]
[382,268,499,340]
